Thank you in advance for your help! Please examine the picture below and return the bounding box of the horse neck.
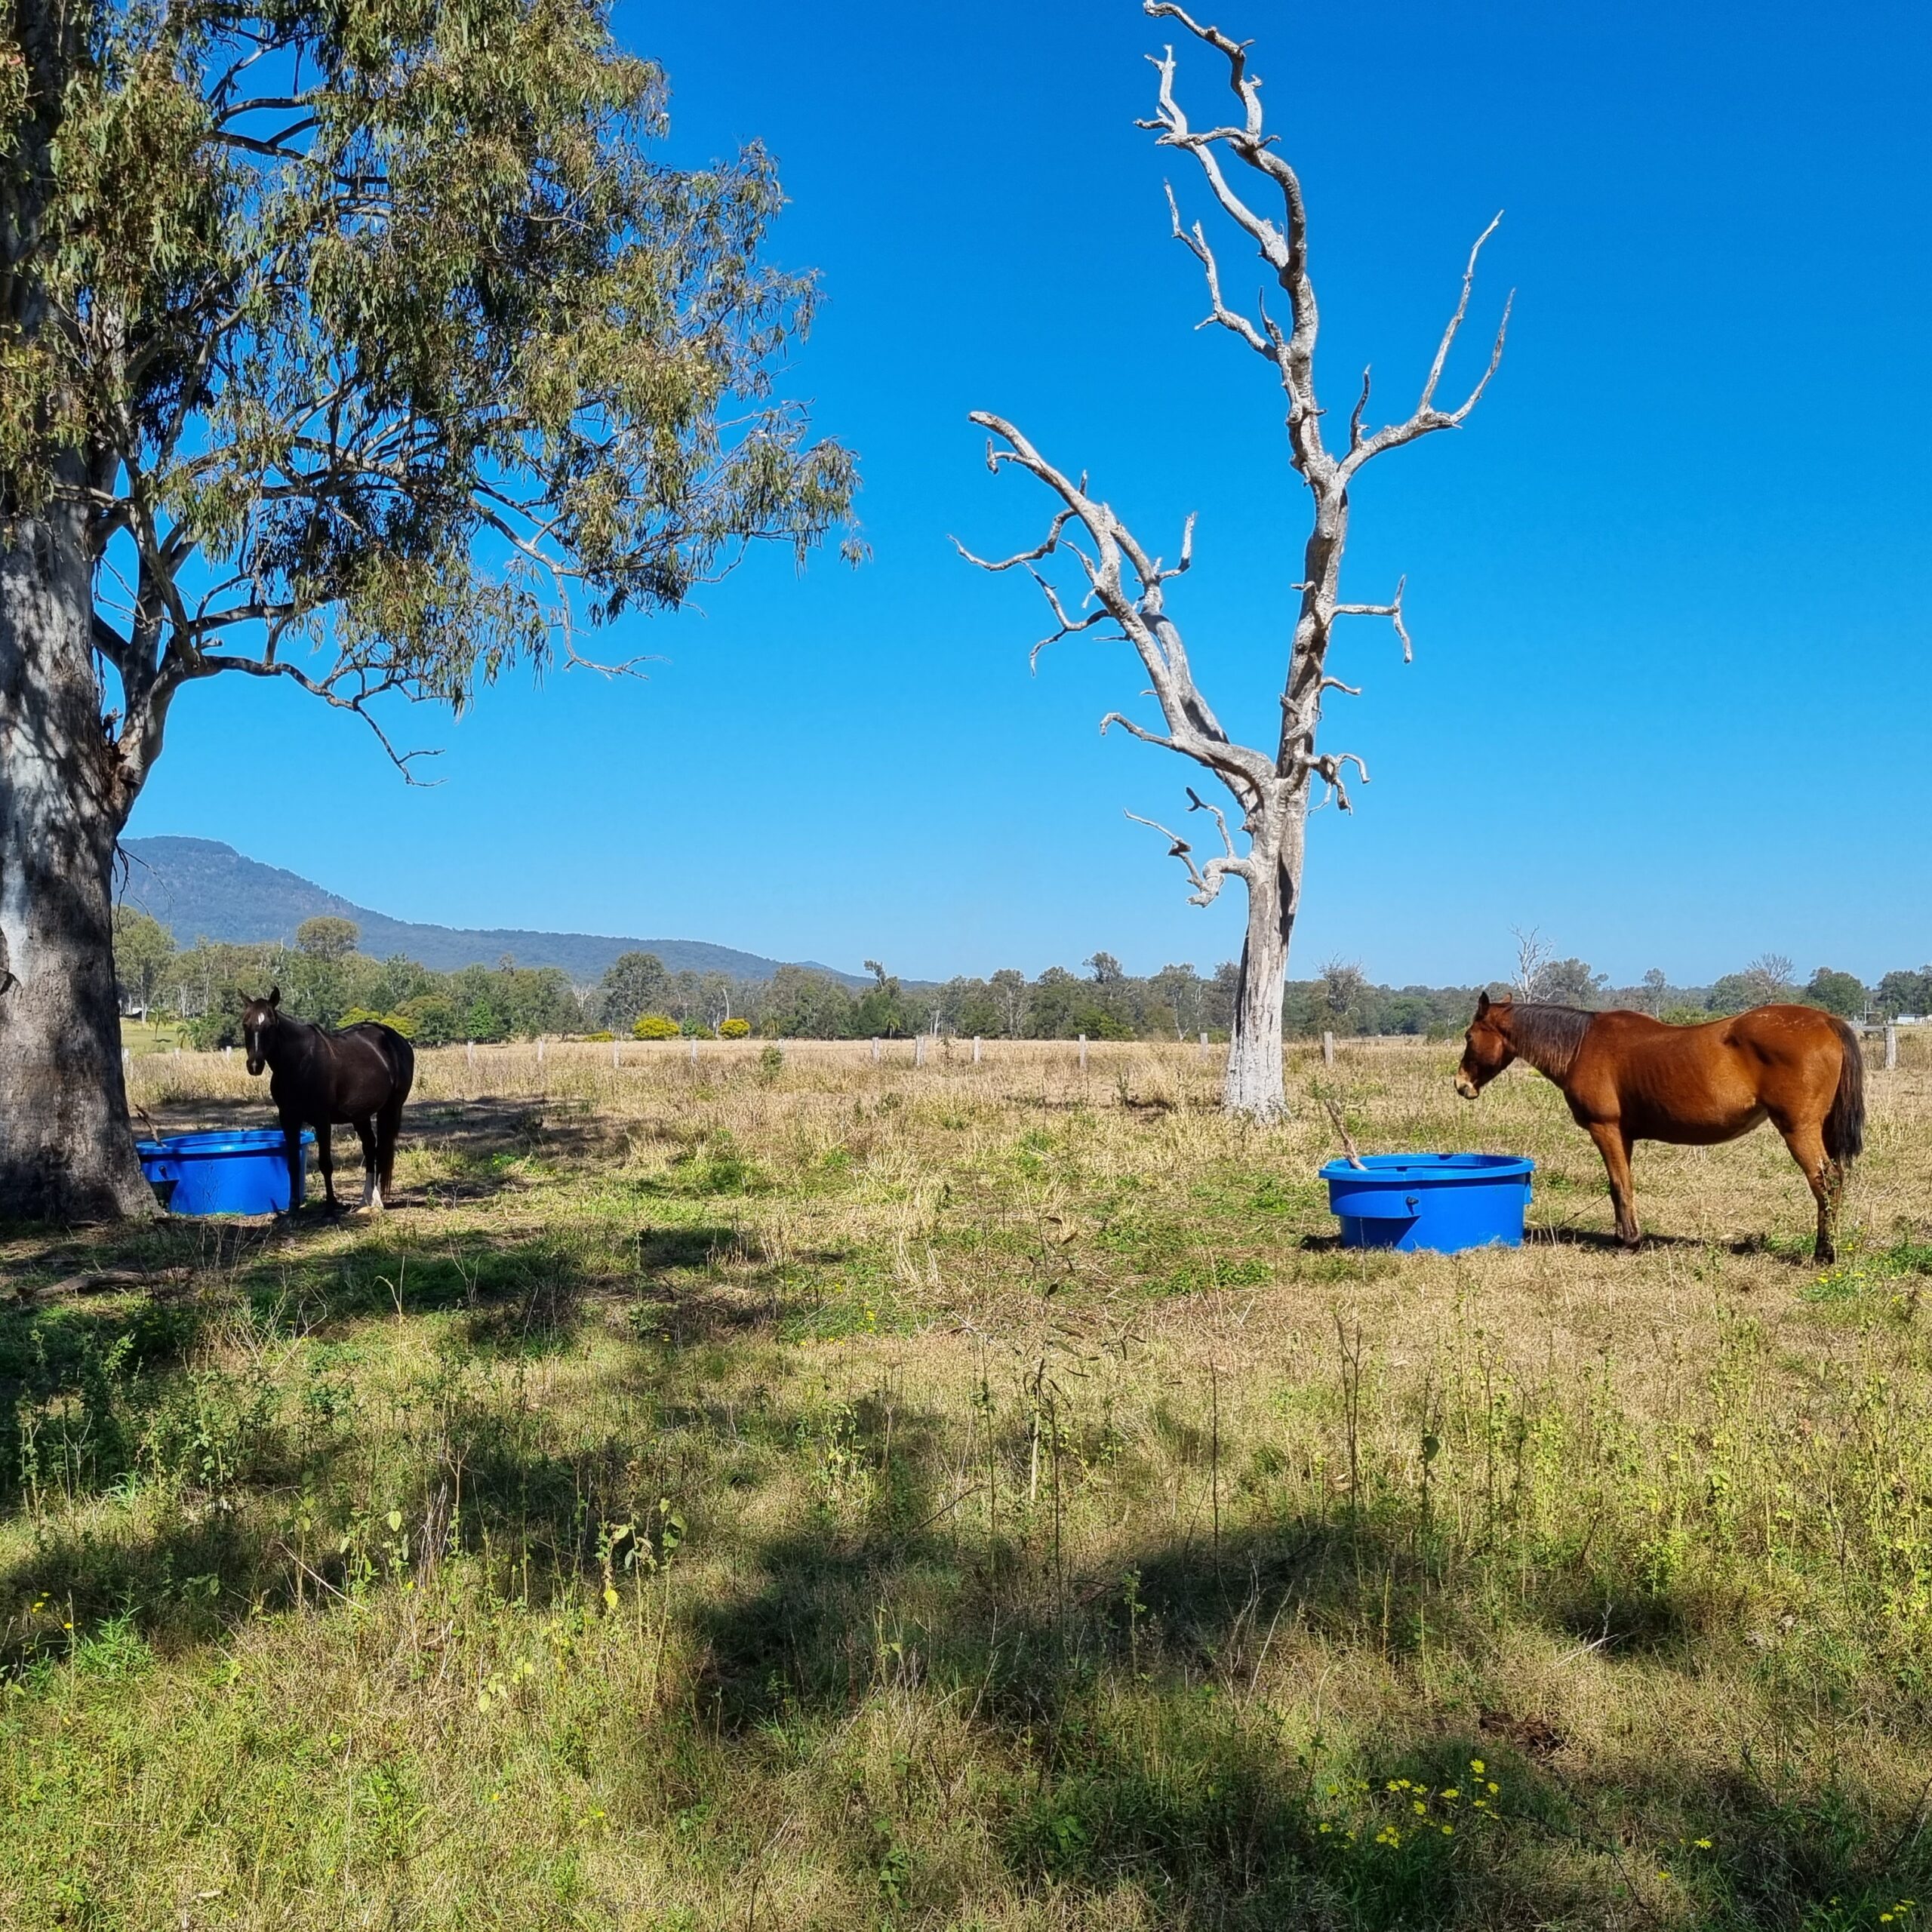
[263,1020,316,1071]
[1501,1004,1592,1084]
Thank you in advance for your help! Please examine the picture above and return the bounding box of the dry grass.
[5,1035,1932,1930]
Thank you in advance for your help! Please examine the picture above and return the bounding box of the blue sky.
[128,0,1932,986]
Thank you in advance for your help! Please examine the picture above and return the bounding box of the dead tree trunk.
[964,2,1509,1119]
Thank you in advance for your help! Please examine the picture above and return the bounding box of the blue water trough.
[1319,1152,1536,1254]
[136,1129,315,1216]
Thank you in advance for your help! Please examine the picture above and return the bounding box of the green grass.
[5,1036,1932,1928]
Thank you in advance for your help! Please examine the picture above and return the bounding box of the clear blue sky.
[128,0,1932,987]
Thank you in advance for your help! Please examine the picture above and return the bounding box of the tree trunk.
[0,503,156,1221]
[1222,816,1300,1119]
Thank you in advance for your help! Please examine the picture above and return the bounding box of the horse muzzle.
[1454,1074,1480,1100]
[245,1054,266,1076]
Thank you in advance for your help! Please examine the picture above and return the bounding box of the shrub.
[340,1008,417,1037]
[398,995,460,1045]
[720,1017,752,1039]
[758,1043,783,1082]
[632,1013,680,1040]
[583,1030,614,1043]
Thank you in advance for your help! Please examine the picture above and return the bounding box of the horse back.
[334,1022,416,1105]
[1577,1004,1849,1144]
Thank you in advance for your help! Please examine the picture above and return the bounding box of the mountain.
[118,838,863,985]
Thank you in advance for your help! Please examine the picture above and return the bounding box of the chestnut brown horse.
[1456,993,1865,1260]
[242,989,414,1214]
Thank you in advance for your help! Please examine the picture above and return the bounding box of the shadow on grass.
[0,1206,802,1571]
[685,1493,1928,1927]
[2,1335,1924,1927]
[126,1092,629,1212]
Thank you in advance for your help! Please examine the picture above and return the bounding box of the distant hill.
[118,838,863,986]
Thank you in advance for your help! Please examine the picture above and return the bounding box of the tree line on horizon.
[112,912,1932,1048]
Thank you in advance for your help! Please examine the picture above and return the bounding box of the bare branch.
[1420,214,1503,416]
[1348,367,1371,453]
[1333,574,1412,663]
[1164,183,1271,356]
[1344,217,1512,475]
[1183,783,1237,859]
[1124,806,1251,906]
[964,409,1278,804]
[1303,748,1370,813]
[1100,712,1181,753]
[1026,568,1113,669]
[949,507,1075,575]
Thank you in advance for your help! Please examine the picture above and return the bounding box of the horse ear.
[269,986,280,1008]
[1475,990,1491,1018]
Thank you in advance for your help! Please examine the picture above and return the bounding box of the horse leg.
[1778,1121,1839,1264]
[281,1110,306,1214]
[315,1123,339,1213]
[1586,1121,1641,1247]
[376,1092,404,1203]
[354,1118,381,1210]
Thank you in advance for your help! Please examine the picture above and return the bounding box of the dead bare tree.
[1512,926,1555,1000]
[1744,952,1796,1003]
[961,3,1510,1117]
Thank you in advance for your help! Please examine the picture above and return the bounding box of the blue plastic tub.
[1319,1152,1536,1254]
[135,1129,315,1215]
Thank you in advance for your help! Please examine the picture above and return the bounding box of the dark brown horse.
[242,989,414,1214]
[1456,993,1865,1260]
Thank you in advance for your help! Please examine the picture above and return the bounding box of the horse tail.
[1826,1018,1866,1165]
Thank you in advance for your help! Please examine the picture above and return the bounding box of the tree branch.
[1343,216,1512,475]
[965,411,1278,808]
[1123,805,1251,906]
[1302,748,1369,813]
[191,655,442,782]
[1332,574,1413,663]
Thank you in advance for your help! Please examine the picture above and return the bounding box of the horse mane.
[1503,1001,1595,1079]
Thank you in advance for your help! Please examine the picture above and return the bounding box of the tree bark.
[1221,806,1298,1118]
[0,500,156,1221]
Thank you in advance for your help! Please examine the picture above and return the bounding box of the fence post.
[1322,1031,1335,1067]
[122,1047,132,1076]
[223,1044,232,1061]
[1886,1023,1899,1072]
[689,1037,698,1066]
[537,1036,545,1066]
[1078,1033,1088,1073]
[871,1037,880,1065]
[612,1040,620,1069]
[466,1040,475,1069]
[915,1035,925,1068]
[1198,1031,1208,1060]
[973,1035,982,1064]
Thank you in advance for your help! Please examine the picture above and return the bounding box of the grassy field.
[5,1034,1932,1930]
[118,1016,198,1057]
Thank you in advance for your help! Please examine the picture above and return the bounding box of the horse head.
[242,987,281,1075]
[1456,990,1515,1098]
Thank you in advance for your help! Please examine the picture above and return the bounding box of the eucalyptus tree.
[964,3,1509,1117]
[0,0,857,1217]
